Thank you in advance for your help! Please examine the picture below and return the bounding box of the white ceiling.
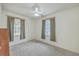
[2,3,79,19]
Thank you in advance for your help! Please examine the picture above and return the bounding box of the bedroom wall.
[0,4,7,28]
[0,4,1,21]
[31,19,38,39]
[35,6,79,53]
[0,4,2,28]
[0,4,1,24]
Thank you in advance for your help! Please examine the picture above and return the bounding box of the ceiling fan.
[32,4,44,17]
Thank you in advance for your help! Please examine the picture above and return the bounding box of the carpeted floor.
[10,40,79,56]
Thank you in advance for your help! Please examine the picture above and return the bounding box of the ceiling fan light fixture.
[32,4,43,17]
[34,13,40,16]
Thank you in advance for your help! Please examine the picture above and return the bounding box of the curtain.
[41,20,46,39]
[20,19,25,39]
[50,18,56,41]
[7,16,15,42]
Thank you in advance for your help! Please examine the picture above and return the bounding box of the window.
[14,18,21,41]
[7,16,25,42]
[41,17,56,41]
[45,19,50,40]
[14,19,20,35]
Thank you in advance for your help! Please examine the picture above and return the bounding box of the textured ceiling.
[2,3,79,19]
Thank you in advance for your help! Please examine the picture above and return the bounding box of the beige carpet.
[10,40,79,56]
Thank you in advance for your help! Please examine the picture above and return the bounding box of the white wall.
[31,19,38,39]
[0,4,7,28]
[0,4,2,28]
[0,4,1,21]
[35,6,79,53]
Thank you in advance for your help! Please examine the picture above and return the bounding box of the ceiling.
[2,3,79,19]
